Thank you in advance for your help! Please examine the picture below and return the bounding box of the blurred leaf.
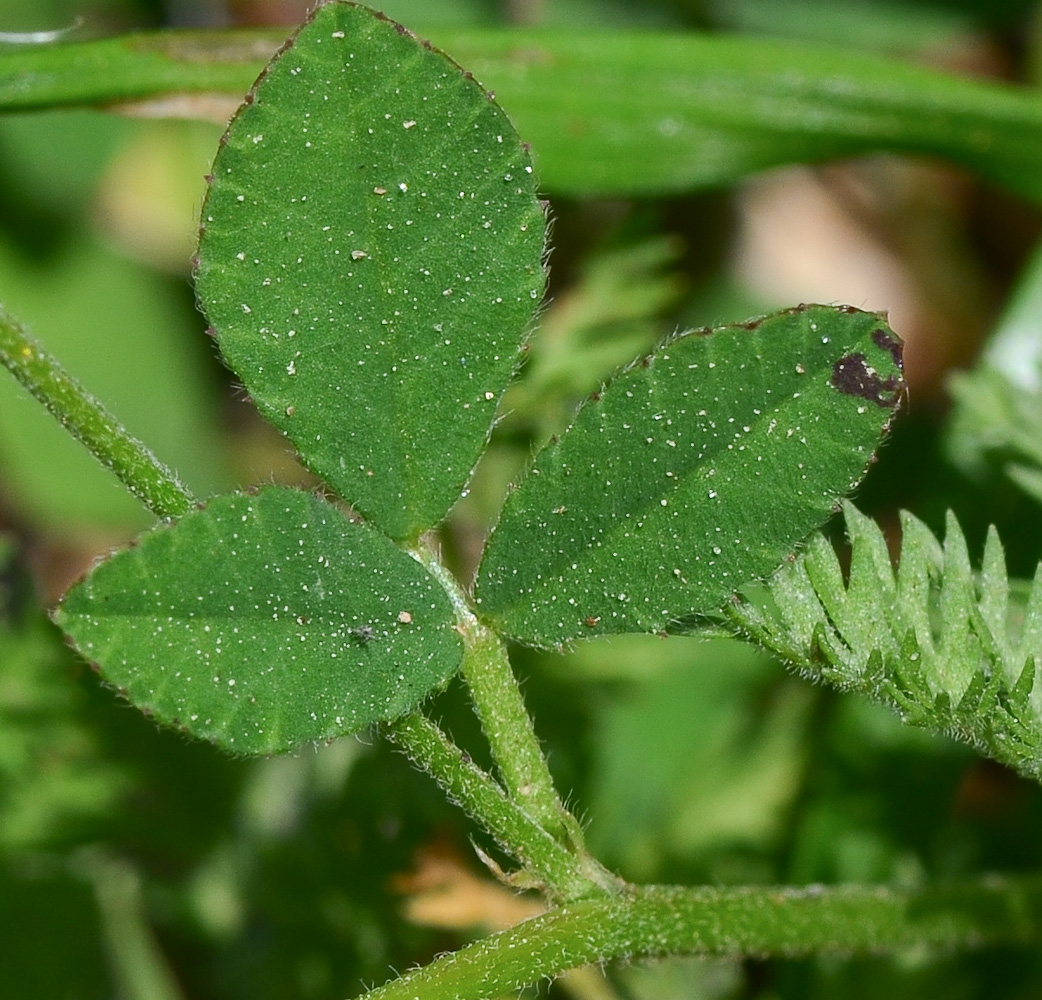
[0,538,126,854]
[368,0,500,25]
[947,235,1042,505]
[505,235,685,440]
[56,487,464,754]
[195,3,545,542]
[0,110,130,232]
[477,305,904,647]
[947,365,1042,506]
[0,864,111,1000]
[94,118,223,273]
[581,636,810,882]
[613,953,742,1000]
[11,25,1042,201]
[704,0,982,50]
[445,26,1042,200]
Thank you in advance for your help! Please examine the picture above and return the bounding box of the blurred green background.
[4,1,1042,998]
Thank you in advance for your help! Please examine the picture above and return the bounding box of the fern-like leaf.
[725,503,1042,782]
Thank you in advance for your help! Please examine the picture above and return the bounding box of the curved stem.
[358,874,1042,1000]
[0,302,196,519]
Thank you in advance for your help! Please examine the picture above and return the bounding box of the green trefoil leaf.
[55,487,463,754]
[195,1,546,541]
[476,304,904,648]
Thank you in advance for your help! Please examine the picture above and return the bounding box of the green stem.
[385,711,599,902]
[358,874,1042,1000]
[0,28,274,112]
[410,543,587,851]
[0,301,195,519]
[74,850,187,1000]
[8,28,1042,205]
[460,624,578,839]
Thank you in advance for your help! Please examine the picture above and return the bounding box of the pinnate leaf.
[476,305,903,647]
[55,487,462,754]
[727,504,1042,783]
[195,2,546,541]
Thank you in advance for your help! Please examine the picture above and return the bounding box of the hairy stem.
[410,542,594,857]
[385,711,601,901]
[359,874,1042,1000]
[0,302,196,519]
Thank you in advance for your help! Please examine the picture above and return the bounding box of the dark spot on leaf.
[872,327,903,368]
[831,353,902,407]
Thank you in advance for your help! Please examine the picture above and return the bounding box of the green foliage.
[477,305,902,647]
[947,364,1042,505]
[501,235,685,441]
[945,236,1042,507]
[195,3,545,542]
[11,22,1042,201]
[0,538,125,852]
[726,503,1042,782]
[579,637,812,883]
[56,487,462,753]
[56,5,905,752]
[4,1,1042,999]
[438,27,1042,201]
